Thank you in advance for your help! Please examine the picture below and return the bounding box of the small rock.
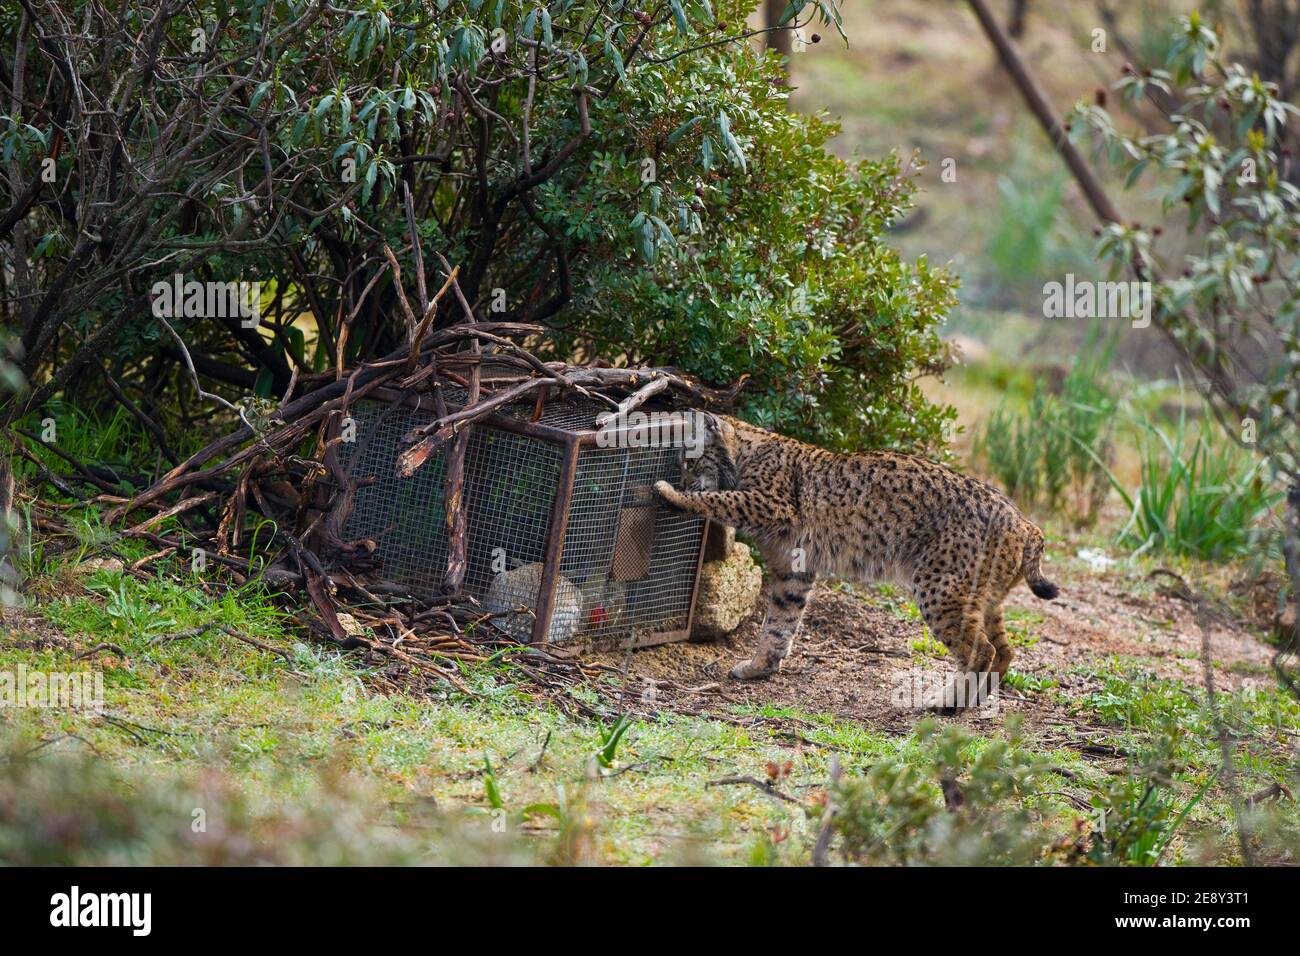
[484,563,580,643]
[76,557,123,575]
[692,540,762,640]
[335,612,368,637]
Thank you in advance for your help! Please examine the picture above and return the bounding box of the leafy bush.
[829,718,1058,865]
[974,326,1117,526]
[1070,10,1300,526]
[1077,661,1300,864]
[1083,734,1196,867]
[1,0,955,457]
[826,717,1213,867]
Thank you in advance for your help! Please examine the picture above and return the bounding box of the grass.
[11,401,208,495]
[1111,407,1284,562]
[1080,658,1300,758]
[974,324,1118,527]
[1006,608,1045,649]
[1062,658,1300,865]
[3,270,1294,866]
[45,568,288,656]
[1002,670,1059,694]
[910,628,948,659]
[3,465,1297,864]
[864,582,921,622]
[1076,658,1300,834]
[0,556,848,864]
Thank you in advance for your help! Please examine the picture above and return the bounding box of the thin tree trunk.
[966,0,1120,225]
[765,0,793,86]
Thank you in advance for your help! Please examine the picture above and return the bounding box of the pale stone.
[692,540,762,640]
[75,557,124,575]
[335,612,368,637]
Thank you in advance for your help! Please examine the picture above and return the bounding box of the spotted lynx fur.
[654,413,1059,707]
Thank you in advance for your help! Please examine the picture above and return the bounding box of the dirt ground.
[588,568,1281,748]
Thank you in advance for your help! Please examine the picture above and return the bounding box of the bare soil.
[588,566,1280,748]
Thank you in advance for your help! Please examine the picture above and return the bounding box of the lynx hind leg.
[919,597,996,711]
[985,602,1014,678]
[731,559,815,680]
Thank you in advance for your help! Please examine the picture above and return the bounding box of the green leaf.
[718,111,747,172]
[482,756,504,809]
[669,116,703,145]
[606,40,625,80]
[253,367,276,399]
[668,0,691,34]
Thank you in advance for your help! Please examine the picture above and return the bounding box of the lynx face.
[680,412,739,492]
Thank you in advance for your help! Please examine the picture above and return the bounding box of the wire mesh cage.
[336,388,709,646]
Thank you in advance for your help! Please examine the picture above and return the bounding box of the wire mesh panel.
[337,393,706,646]
[562,444,705,643]
[337,402,450,595]
[497,390,617,432]
[340,402,561,602]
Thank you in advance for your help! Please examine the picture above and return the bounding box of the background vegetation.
[1,0,954,455]
[1,0,1299,866]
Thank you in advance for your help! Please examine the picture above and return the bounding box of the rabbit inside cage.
[338,393,708,646]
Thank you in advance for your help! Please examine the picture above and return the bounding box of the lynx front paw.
[654,480,684,508]
[730,657,778,680]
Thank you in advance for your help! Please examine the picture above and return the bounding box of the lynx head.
[681,411,739,491]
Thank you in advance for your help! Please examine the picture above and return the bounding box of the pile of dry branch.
[19,248,740,700]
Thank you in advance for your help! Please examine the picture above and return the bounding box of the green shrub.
[1083,734,1197,867]
[3,0,956,458]
[540,24,958,454]
[0,738,535,865]
[829,718,1058,865]
[1071,11,1300,518]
